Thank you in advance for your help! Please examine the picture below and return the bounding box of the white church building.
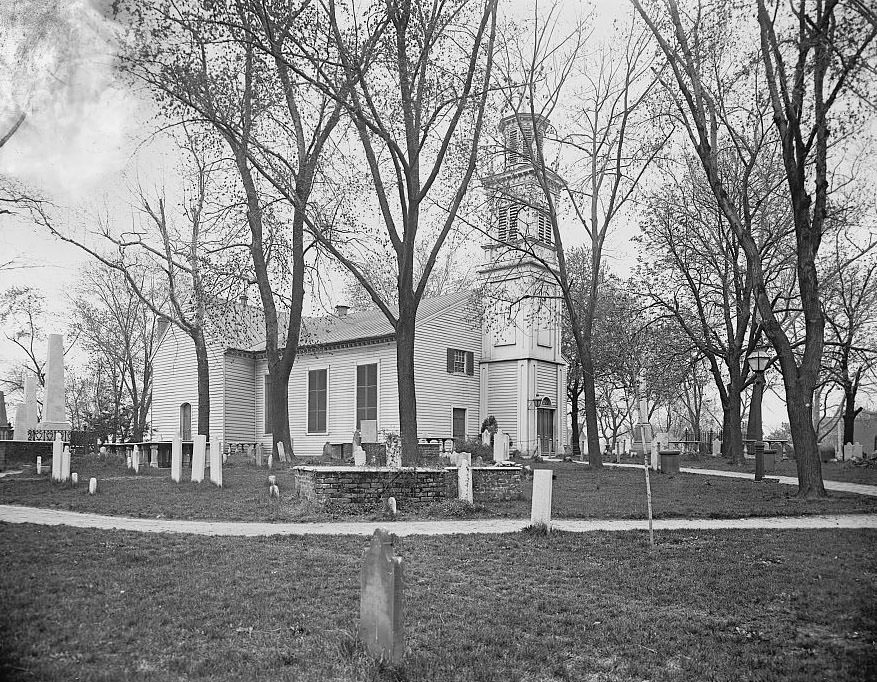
[149,114,568,457]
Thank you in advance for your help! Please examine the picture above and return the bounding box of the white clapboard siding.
[486,361,518,441]
[413,302,481,439]
[536,362,557,399]
[150,326,226,439]
[224,354,255,442]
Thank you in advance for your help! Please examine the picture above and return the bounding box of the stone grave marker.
[650,439,659,471]
[530,469,553,530]
[88,477,97,495]
[268,452,274,470]
[853,442,863,459]
[38,334,71,432]
[269,483,280,498]
[359,528,404,663]
[268,474,276,486]
[99,445,107,456]
[13,403,27,440]
[361,419,378,443]
[209,439,223,487]
[843,443,853,460]
[386,434,402,468]
[150,444,159,468]
[386,496,397,517]
[171,435,183,483]
[712,438,721,456]
[277,441,286,463]
[191,434,207,483]
[51,434,63,481]
[126,454,132,470]
[61,446,71,482]
[493,432,510,462]
[482,429,491,446]
[71,473,78,485]
[353,445,367,466]
[132,444,140,474]
[255,443,264,467]
[35,456,42,475]
[23,375,38,434]
[457,452,473,503]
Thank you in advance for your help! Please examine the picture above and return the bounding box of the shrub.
[454,437,492,460]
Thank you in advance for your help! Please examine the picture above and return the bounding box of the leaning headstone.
[61,446,71,482]
[191,434,206,483]
[209,439,223,487]
[88,477,97,495]
[457,452,473,503]
[361,420,378,443]
[71,472,78,485]
[359,528,404,663]
[277,441,286,463]
[530,469,553,531]
[51,434,63,481]
[267,453,274,470]
[255,443,264,467]
[35,456,42,475]
[132,444,140,474]
[171,435,183,483]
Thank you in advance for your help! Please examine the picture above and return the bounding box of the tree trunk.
[193,332,210,436]
[580,343,602,467]
[395,310,418,465]
[268,361,292,462]
[786,383,826,498]
[570,388,582,460]
[722,396,745,466]
[842,386,860,445]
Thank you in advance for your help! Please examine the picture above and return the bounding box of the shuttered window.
[537,210,552,244]
[446,348,474,375]
[498,204,520,243]
[452,408,466,440]
[505,127,518,165]
[307,369,328,433]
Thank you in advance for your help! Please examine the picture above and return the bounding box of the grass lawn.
[1,457,875,522]
[676,456,877,485]
[0,523,874,681]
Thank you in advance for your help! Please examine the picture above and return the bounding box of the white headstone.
[35,456,42,475]
[353,446,367,466]
[51,434,63,481]
[150,445,159,468]
[61,446,70,482]
[853,442,863,459]
[712,438,721,456]
[267,453,274,470]
[71,472,78,485]
[132,444,140,474]
[493,432,510,462]
[443,439,454,454]
[88,477,97,495]
[171,435,182,483]
[13,404,27,440]
[530,469,553,530]
[269,483,280,498]
[209,439,223,487]
[126,454,132,469]
[386,435,402,468]
[99,445,107,456]
[386,496,397,516]
[482,429,491,446]
[277,441,286,463]
[361,419,378,443]
[268,474,276,486]
[38,334,70,430]
[650,439,659,471]
[255,443,264,467]
[457,452,473,503]
[843,443,854,460]
[23,374,38,433]
[191,434,207,483]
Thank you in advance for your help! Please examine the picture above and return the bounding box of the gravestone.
[843,443,853,460]
[493,432,510,462]
[267,453,274,470]
[99,446,107,456]
[481,429,491,446]
[126,454,132,470]
[530,469,553,530]
[712,438,721,456]
[35,456,42,475]
[443,439,454,454]
[71,472,78,485]
[277,441,286,463]
[268,474,276,486]
[209,439,223,487]
[457,452,473,503]
[38,334,71,431]
[23,375,38,434]
[353,445,367,466]
[650,439,659,471]
[132,444,140,474]
[150,444,159,468]
[61,446,70,482]
[88,477,97,495]
[448,452,459,466]
[386,434,402,468]
[269,483,280,498]
[255,443,264,467]
[323,441,334,459]
[191,434,207,483]
[13,404,27,440]
[853,442,863,459]
[361,420,378,443]
[51,434,63,481]
[359,528,404,663]
[353,430,362,448]
[0,391,7,426]
[171,435,182,483]
[386,496,397,517]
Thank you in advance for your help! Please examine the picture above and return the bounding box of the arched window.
[180,402,192,441]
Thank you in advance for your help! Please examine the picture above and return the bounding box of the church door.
[537,407,555,454]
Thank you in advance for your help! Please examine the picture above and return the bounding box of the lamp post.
[746,347,772,480]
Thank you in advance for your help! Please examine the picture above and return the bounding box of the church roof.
[233,290,472,353]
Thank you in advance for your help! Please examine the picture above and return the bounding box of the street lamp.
[746,346,773,480]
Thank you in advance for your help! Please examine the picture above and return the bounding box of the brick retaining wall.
[293,465,524,505]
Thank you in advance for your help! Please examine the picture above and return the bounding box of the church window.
[356,363,378,428]
[537,210,552,244]
[522,127,533,160]
[263,375,272,434]
[179,403,192,441]
[505,127,518,165]
[307,368,328,433]
[452,408,466,440]
[498,204,520,242]
[446,348,474,375]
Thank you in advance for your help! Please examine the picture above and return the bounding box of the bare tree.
[631,0,877,496]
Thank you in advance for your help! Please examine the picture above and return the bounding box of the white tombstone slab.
[209,439,223,487]
[61,446,71,482]
[843,443,853,460]
[712,438,721,456]
[276,441,286,463]
[171,435,183,483]
[853,442,863,459]
[650,439,659,471]
[51,434,63,481]
[482,429,491,446]
[35,456,42,475]
[530,469,553,530]
[23,375,38,433]
[150,444,159,468]
[269,483,280,498]
[443,439,454,454]
[361,420,378,443]
[457,452,473,503]
[71,472,78,485]
[191,434,207,483]
[493,432,510,462]
[13,404,27,440]
[386,496,397,516]
[268,474,276,486]
[126,454,132,470]
[88,477,97,495]
[132,444,140,474]
[353,446,367,466]
[255,443,264,467]
[267,453,274,470]
[386,435,402,468]
[38,334,71,430]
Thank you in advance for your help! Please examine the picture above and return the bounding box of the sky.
[0,0,815,431]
